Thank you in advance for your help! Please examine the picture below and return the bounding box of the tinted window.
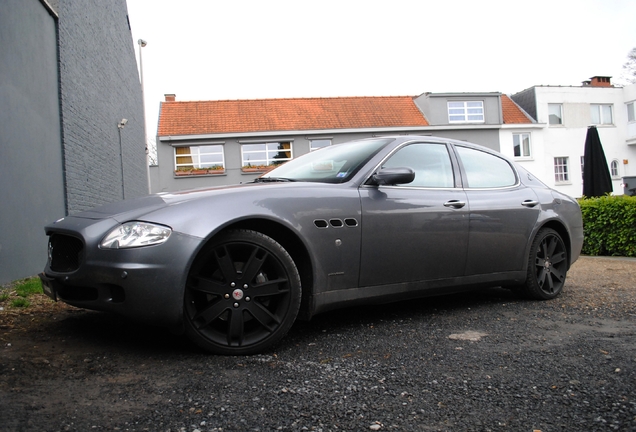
[382,143,454,188]
[456,146,517,188]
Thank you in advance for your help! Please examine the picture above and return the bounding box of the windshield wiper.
[253,177,296,183]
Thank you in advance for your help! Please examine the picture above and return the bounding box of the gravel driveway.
[1,256,635,431]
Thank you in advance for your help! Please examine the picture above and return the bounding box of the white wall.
[625,83,636,145]
[504,85,636,198]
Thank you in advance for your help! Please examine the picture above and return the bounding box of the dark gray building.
[0,0,148,284]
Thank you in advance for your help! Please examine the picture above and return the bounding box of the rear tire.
[518,228,568,300]
[184,229,301,355]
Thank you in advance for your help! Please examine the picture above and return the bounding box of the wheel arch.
[536,219,573,269]
[201,217,316,320]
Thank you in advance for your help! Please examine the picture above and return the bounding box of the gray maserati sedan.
[40,136,583,355]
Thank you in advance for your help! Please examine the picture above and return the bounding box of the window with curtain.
[590,104,613,125]
[241,142,292,170]
[513,133,531,158]
[548,104,563,125]
[554,157,569,183]
[174,144,225,175]
[611,159,620,178]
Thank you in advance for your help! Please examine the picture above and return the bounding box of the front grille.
[49,234,83,272]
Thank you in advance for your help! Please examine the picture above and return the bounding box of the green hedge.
[579,195,636,257]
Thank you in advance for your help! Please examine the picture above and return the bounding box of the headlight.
[100,222,172,249]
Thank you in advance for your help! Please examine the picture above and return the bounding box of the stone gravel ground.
[1,256,635,432]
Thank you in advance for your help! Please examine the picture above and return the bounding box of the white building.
[510,77,636,198]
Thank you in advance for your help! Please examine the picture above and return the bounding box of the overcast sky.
[125,0,636,136]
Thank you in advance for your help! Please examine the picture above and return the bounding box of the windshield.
[259,138,393,183]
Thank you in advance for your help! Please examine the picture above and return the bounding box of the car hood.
[67,182,320,222]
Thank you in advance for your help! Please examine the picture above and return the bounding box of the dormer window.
[448,101,484,123]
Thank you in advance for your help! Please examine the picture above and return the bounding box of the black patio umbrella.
[582,126,613,197]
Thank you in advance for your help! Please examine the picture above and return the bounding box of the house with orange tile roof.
[153,92,533,192]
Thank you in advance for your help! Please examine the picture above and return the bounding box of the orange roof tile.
[501,94,533,124]
[158,96,429,136]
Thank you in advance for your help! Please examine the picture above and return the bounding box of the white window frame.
[174,144,225,174]
[554,157,570,183]
[512,133,532,159]
[580,156,585,180]
[548,104,563,125]
[590,104,613,125]
[448,101,484,123]
[610,159,620,178]
[627,102,635,123]
[241,141,293,170]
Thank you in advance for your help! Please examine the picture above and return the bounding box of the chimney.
[164,94,176,102]
[588,76,612,87]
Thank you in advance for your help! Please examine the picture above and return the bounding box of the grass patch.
[14,277,43,297]
[0,276,43,310]
[11,298,31,308]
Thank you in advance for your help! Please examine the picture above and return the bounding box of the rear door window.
[455,146,517,188]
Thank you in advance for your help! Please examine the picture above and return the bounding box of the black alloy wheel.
[520,228,569,300]
[184,229,301,355]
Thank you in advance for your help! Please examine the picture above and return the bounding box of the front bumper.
[41,216,203,329]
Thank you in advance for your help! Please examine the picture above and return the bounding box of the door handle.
[444,200,466,209]
[521,200,539,208]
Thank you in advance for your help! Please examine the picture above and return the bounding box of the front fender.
[146,184,365,296]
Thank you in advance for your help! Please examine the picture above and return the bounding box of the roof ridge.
[163,95,417,104]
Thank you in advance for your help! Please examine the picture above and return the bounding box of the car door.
[358,142,469,287]
[453,145,541,275]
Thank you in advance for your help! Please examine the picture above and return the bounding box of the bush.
[579,195,636,257]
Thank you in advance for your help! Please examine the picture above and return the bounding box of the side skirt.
[309,271,526,316]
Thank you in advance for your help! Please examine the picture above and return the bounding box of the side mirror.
[369,167,415,186]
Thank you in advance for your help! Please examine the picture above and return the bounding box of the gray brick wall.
[58,0,148,214]
[1,0,148,284]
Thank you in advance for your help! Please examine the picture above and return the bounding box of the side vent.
[314,218,359,229]
[344,218,358,227]
[329,219,344,228]
[314,219,328,229]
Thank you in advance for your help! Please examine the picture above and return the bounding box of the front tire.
[519,228,568,300]
[184,229,301,355]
